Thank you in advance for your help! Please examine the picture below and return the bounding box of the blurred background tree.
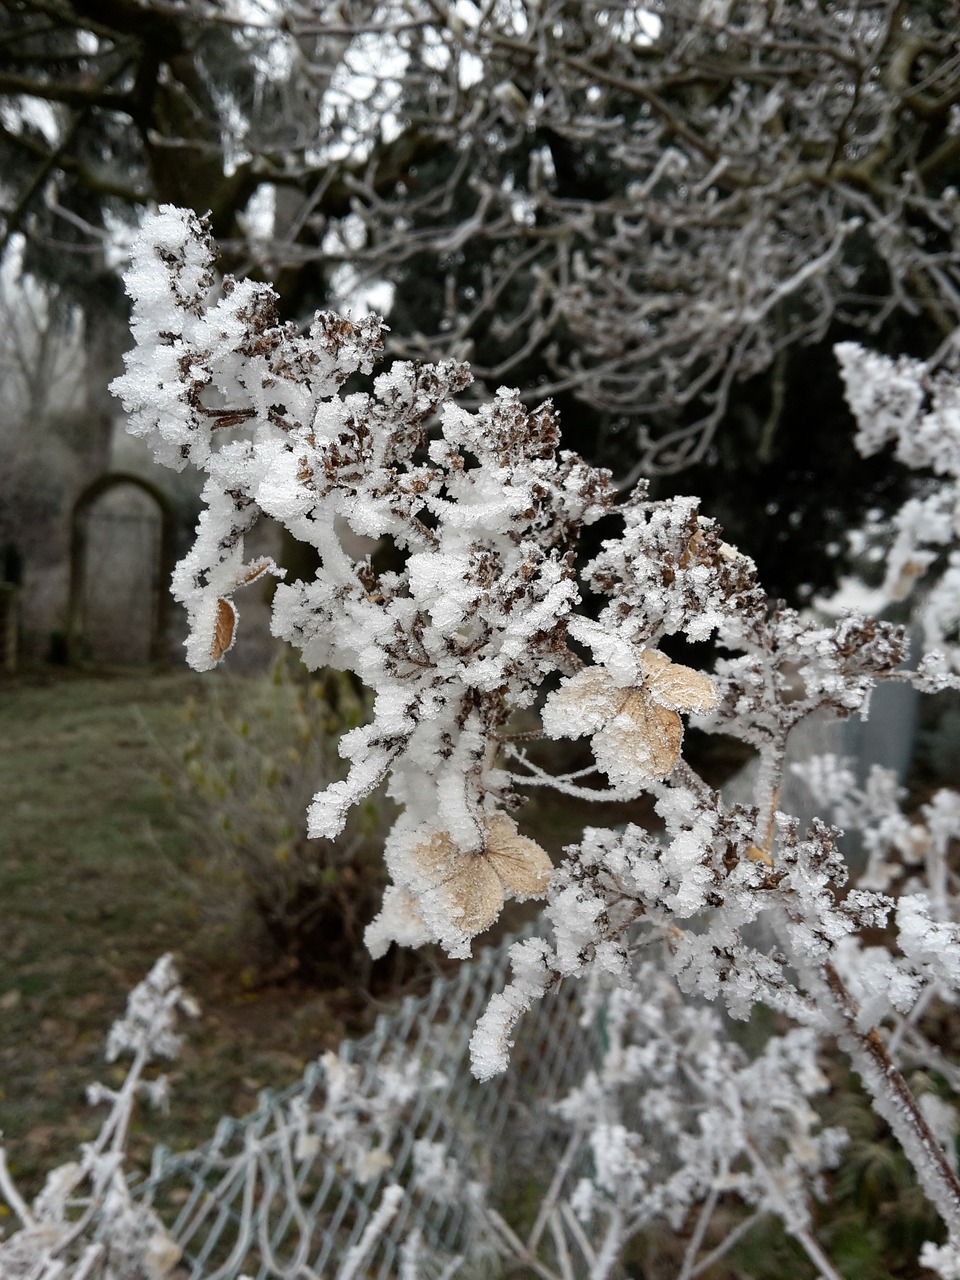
[2,0,958,607]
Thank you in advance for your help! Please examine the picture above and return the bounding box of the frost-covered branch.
[837,339,960,672]
[114,206,960,1273]
[0,956,195,1280]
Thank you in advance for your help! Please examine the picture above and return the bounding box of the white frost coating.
[922,1239,960,1280]
[835,343,927,460]
[898,895,960,994]
[565,615,641,685]
[545,967,845,1250]
[469,938,554,1080]
[837,342,960,669]
[112,207,615,953]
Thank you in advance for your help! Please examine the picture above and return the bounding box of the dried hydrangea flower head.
[111,206,618,956]
[113,208,960,1264]
[542,649,717,791]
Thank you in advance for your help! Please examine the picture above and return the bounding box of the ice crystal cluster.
[112,208,960,1271]
[837,341,960,670]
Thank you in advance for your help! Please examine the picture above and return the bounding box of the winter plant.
[110,206,960,1275]
[0,960,468,1279]
[0,956,194,1280]
[110,965,854,1280]
[422,964,852,1280]
[837,340,960,672]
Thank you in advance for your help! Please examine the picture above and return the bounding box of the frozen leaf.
[413,829,504,935]
[445,858,505,936]
[639,648,717,713]
[542,650,714,786]
[239,556,276,586]
[412,816,552,938]
[596,694,683,783]
[484,812,554,897]
[211,597,238,662]
[542,668,624,736]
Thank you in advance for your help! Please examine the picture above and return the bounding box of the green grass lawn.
[0,665,664,1200]
[0,670,360,1199]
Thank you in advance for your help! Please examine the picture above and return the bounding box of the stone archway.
[67,473,177,665]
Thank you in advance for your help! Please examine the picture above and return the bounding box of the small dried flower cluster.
[113,206,723,958]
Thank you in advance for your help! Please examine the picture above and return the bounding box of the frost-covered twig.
[0,956,194,1280]
[837,340,960,673]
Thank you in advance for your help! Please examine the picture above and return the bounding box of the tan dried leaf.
[411,830,460,885]
[890,559,927,601]
[745,843,774,868]
[639,649,717,714]
[617,692,683,778]
[411,816,552,938]
[443,857,506,936]
[240,556,272,585]
[412,829,504,936]
[211,597,237,662]
[483,813,553,897]
[544,667,623,734]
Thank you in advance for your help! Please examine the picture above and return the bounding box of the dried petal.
[411,830,460,885]
[412,817,551,937]
[746,843,774,867]
[483,813,553,897]
[240,556,273,586]
[412,830,504,935]
[443,856,505,935]
[594,694,683,785]
[639,649,716,714]
[211,597,237,662]
[542,667,623,737]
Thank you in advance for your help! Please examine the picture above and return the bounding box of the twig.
[0,1146,35,1228]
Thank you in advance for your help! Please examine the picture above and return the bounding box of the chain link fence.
[135,932,601,1279]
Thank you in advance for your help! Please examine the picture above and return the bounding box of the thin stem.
[507,747,636,801]
[677,1183,721,1280]
[589,1202,625,1280]
[744,1138,845,1280]
[823,962,960,1237]
[0,1146,35,1227]
[558,1200,599,1268]
[483,1205,562,1280]
[689,1210,764,1277]
[546,1207,577,1280]
[527,1129,583,1255]
[72,1242,107,1280]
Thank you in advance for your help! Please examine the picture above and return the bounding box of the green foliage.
[818,1067,948,1279]
[172,658,392,987]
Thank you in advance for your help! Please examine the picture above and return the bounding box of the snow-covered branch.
[112,206,960,1274]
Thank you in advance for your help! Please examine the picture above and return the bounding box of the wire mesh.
[135,932,602,1279]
